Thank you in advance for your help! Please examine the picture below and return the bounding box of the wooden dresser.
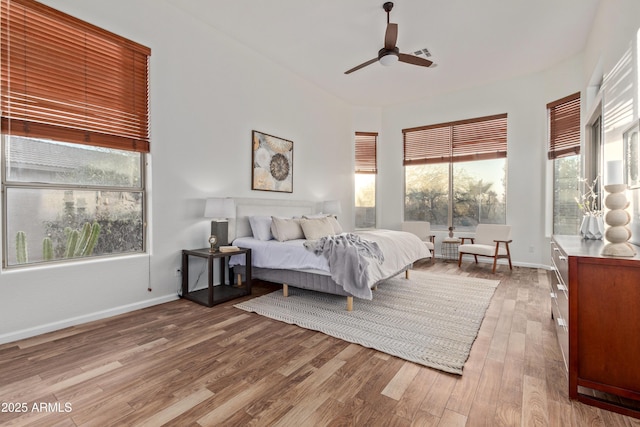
[550,235,640,418]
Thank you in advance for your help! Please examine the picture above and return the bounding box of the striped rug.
[234,270,499,375]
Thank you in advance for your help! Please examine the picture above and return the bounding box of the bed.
[228,198,431,310]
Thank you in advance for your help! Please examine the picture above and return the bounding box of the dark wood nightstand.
[181,247,252,307]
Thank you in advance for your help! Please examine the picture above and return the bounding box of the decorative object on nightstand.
[448,226,455,238]
[207,235,218,253]
[204,198,235,253]
[602,160,636,256]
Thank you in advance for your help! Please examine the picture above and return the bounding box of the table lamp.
[204,198,235,252]
[602,160,636,257]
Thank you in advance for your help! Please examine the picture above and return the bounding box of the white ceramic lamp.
[602,160,636,257]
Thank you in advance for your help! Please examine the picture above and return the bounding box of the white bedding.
[354,229,431,285]
[230,230,431,297]
[229,237,330,272]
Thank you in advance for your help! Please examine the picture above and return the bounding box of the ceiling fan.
[344,2,436,74]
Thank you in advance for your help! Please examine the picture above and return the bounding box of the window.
[403,114,507,231]
[1,0,150,267]
[355,132,377,229]
[547,92,581,235]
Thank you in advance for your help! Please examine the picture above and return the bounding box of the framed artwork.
[251,130,293,193]
[624,121,639,189]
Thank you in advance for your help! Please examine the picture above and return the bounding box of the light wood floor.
[1,261,639,426]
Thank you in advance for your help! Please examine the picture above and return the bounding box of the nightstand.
[181,247,252,307]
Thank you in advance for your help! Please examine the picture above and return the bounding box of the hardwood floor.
[1,261,639,426]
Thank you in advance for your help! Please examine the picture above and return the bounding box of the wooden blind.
[355,132,377,174]
[403,113,507,165]
[0,0,151,153]
[547,92,580,160]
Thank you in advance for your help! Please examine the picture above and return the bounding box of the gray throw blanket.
[304,233,384,299]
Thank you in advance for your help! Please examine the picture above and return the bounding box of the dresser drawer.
[549,241,569,371]
[556,285,568,327]
[551,241,569,287]
[550,241,569,323]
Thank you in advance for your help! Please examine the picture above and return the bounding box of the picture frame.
[251,130,293,193]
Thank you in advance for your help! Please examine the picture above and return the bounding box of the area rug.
[234,270,499,375]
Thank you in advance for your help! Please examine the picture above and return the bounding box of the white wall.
[0,0,353,343]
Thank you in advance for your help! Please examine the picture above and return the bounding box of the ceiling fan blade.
[344,57,379,74]
[384,23,398,49]
[398,53,435,68]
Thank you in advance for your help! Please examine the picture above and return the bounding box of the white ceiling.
[165,0,600,107]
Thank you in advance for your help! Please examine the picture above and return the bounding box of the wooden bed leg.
[346,296,353,311]
[372,284,378,291]
[282,284,288,297]
[405,269,410,279]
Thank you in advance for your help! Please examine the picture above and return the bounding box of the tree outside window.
[405,159,506,231]
[403,114,508,231]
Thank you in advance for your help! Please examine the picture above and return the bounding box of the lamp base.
[602,183,635,257]
[210,220,229,248]
[601,242,636,257]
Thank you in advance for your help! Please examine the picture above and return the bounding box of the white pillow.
[270,217,304,242]
[248,216,273,241]
[300,217,335,240]
[303,213,343,235]
[326,215,343,234]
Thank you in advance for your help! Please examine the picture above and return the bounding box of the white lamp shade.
[204,198,235,219]
[322,200,342,215]
[606,160,624,185]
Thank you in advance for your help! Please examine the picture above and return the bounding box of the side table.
[181,247,252,307]
[441,238,461,262]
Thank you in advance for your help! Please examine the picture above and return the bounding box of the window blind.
[547,92,580,160]
[403,113,507,165]
[0,0,151,153]
[355,132,377,174]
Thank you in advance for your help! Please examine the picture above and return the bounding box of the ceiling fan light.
[379,52,398,66]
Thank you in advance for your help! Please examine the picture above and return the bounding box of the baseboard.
[513,261,553,270]
[0,294,179,345]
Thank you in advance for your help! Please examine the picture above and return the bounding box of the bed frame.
[230,198,411,311]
